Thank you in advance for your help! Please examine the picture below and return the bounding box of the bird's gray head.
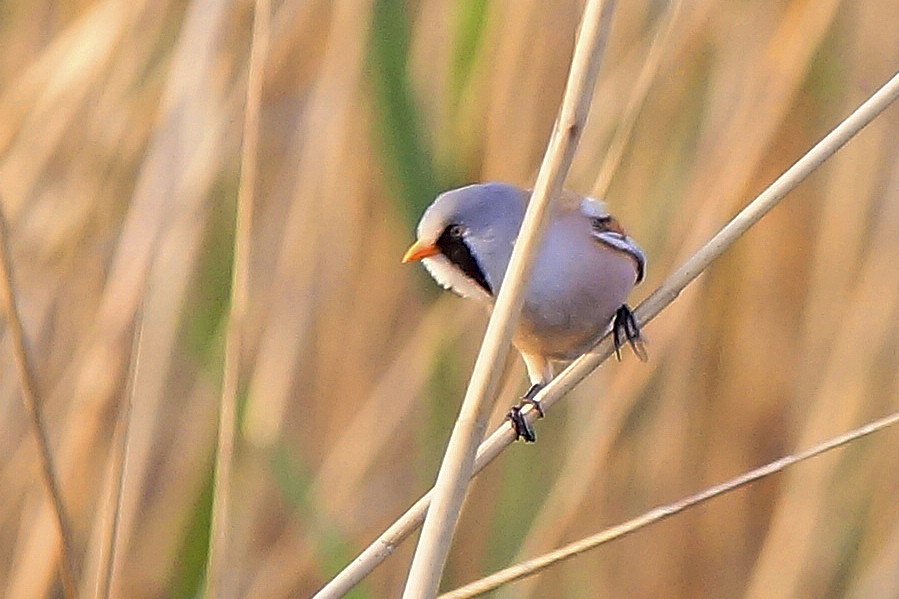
[403,182,526,301]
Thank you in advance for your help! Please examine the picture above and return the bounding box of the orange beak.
[402,240,440,263]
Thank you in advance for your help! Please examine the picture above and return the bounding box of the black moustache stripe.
[435,226,493,296]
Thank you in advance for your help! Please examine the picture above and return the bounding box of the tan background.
[1,1,898,597]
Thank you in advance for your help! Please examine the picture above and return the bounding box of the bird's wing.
[585,211,646,284]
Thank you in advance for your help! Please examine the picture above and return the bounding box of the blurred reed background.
[0,0,898,598]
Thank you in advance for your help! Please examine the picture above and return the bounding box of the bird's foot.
[506,383,544,443]
[613,304,648,362]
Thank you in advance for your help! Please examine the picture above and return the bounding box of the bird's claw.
[506,384,544,443]
[613,304,648,362]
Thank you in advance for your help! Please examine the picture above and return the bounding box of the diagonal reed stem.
[0,202,80,599]
[401,1,618,597]
[313,68,899,599]
[440,409,899,598]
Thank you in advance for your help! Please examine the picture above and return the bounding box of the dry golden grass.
[0,1,898,598]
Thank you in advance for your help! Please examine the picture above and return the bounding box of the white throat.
[421,255,492,302]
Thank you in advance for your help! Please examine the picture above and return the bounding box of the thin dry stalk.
[93,311,144,599]
[313,68,899,599]
[205,0,269,597]
[439,409,899,598]
[401,1,618,597]
[0,202,80,599]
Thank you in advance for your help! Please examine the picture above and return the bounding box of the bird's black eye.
[447,224,464,238]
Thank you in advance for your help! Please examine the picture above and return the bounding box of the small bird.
[403,182,647,441]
